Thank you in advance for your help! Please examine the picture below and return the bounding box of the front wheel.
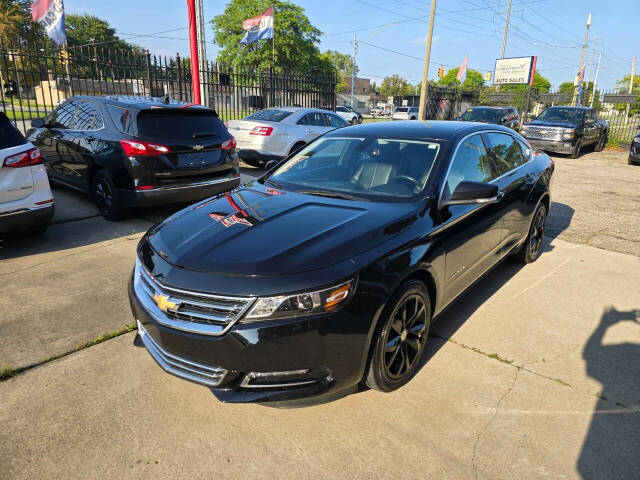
[570,137,583,158]
[351,117,357,125]
[365,280,431,392]
[516,203,547,264]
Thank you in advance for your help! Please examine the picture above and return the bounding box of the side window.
[306,112,327,127]
[325,113,347,128]
[443,134,495,199]
[297,114,309,126]
[48,101,77,129]
[73,101,101,130]
[484,132,525,174]
[588,110,596,122]
[107,104,134,134]
[516,138,531,163]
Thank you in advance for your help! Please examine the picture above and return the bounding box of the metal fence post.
[145,49,152,97]
[176,52,183,101]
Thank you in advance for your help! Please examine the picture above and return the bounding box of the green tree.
[211,0,329,73]
[437,67,484,90]
[322,49,356,92]
[613,74,640,114]
[500,72,551,112]
[379,74,412,96]
[0,0,43,42]
[66,14,137,50]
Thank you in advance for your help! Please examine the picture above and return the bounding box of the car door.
[439,133,506,302]
[64,100,103,190]
[584,110,599,145]
[298,112,331,142]
[37,100,78,179]
[324,112,348,131]
[483,131,532,253]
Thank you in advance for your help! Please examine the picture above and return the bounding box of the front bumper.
[128,275,377,404]
[0,204,54,234]
[526,138,575,154]
[117,174,241,207]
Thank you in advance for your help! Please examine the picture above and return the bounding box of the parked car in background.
[628,126,640,166]
[392,106,419,121]
[343,105,363,124]
[129,120,554,405]
[335,106,361,124]
[1,112,54,235]
[226,107,348,168]
[371,105,392,117]
[28,96,240,220]
[457,106,520,131]
[520,106,608,158]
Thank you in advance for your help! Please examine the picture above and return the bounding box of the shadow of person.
[577,307,640,479]
[546,201,574,241]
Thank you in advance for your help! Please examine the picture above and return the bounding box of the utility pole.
[418,0,437,120]
[590,48,602,108]
[350,34,357,109]
[573,13,591,106]
[194,0,208,106]
[500,0,512,59]
[186,0,201,104]
[584,34,597,102]
[625,56,636,125]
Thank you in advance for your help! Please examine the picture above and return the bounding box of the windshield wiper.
[192,132,217,139]
[264,178,283,189]
[297,189,363,201]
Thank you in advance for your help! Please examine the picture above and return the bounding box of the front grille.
[134,259,254,336]
[524,126,562,140]
[137,321,227,387]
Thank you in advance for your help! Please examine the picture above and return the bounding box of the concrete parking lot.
[1,154,639,479]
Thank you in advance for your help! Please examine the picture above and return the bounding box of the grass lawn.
[363,117,392,123]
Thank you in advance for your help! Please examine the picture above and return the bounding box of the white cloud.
[411,35,439,46]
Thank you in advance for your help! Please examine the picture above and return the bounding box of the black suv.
[28,96,240,219]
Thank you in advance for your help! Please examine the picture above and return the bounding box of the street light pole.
[350,33,357,109]
[573,13,591,106]
[584,34,597,102]
[418,0,437,120]
[590,49,602,108]
[500,0,512,59]
[625,56,636,125]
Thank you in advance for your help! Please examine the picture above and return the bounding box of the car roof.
[67,95,212,111]
[327,120,515,140]
[471,106,512,110]
[544,105,592,110]
[257,106,333,114]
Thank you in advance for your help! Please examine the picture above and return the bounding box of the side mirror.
[264,160,279,171]
[31,118,45,128]
[441,181,499,207]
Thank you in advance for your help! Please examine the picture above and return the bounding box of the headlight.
[244,279,356,321]
[562,128,575,139]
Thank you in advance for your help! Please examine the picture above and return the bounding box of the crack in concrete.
[471,366,521,480]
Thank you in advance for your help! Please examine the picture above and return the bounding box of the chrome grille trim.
[523,126,563,141]
[137,321,227,387]
[133,258,255,336]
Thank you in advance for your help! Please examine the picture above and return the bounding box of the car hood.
[147,181,418,276]
[526,120,576,128]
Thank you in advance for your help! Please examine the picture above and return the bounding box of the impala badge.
[193,145,204,151]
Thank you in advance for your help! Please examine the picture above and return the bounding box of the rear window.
[395,107,408,113]
[137,110,227,139]
[0,113,26,149]
[244,109,293,122]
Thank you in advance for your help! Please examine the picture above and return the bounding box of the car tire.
[594,132,606,152]
[351,117,357,125]
[516,203,547,264]
[365,280,431,393]
[358,116,363,124]
[289,142,306,156]
[92,170,127,221]
[570,137,583,158]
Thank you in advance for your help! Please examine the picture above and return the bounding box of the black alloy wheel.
[365,280,431,392]
[570,137,583,158]
[594,132,605,152]
[357,116,363,124]
[517,203,547,264]
[93,171,126,221]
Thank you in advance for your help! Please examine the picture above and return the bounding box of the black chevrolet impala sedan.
[129,120,554,404]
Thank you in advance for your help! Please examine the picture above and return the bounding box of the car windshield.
[459,108,505,122]
[536,107,584,123]
[137,110,227,139]
[244,109,293,122]
[336,107,347,112]
[266,135,441,201]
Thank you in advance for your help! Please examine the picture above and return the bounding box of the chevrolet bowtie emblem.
[153,293,178,312]
[193,145,204,151]
[540,130,547,134]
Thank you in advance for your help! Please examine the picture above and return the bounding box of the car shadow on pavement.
[577,307,640,479]
[546,201,574,241]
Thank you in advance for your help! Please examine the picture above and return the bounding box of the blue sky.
[63,0,637,90]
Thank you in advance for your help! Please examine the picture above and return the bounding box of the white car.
[0,113,54,235]
[226,107,349,168]
[392,107,419,121]
[335,106,359,124]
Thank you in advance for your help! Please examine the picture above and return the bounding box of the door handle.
[305,129,314,134]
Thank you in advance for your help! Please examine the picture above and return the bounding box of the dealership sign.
[493,56,537,85]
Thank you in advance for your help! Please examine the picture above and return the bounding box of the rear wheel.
[594,132,606,152]
[289,142,306,156]
[365,280,431,392]
[516,203,547,264]
[93,171,127,221]
[570,137,583,158]
[357,116,363,124]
